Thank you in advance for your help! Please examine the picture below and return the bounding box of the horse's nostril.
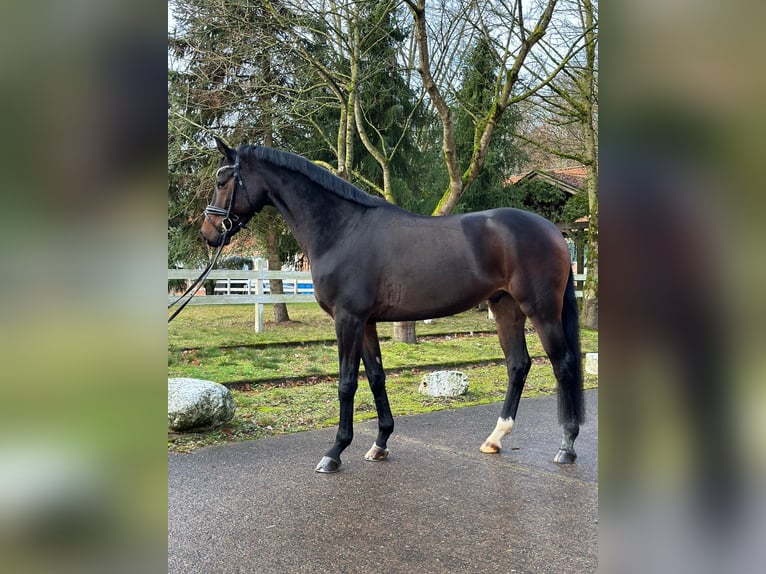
[200,231,215,247]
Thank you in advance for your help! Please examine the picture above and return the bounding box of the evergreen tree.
[352,0,425,209]
[168,0,310,321]
[451,36,525,213]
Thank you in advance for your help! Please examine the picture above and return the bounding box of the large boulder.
[168,378,235,432]
[419,371,469,397]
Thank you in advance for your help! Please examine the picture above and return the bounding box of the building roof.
[507,165,587,195]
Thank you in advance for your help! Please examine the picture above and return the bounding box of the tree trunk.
[581,155,598,330]
[393,320,417,344]
[581,232,598,330]
[260,84,291,324]
[580,0,598,331]
[265,210,290,323]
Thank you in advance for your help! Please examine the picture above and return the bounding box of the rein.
[168,158,249,323]
[167,240,227,323]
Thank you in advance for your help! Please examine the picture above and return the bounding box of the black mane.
[242,145,387,208]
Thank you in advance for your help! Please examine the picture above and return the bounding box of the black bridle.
[168,157,250,322]
[203,158,248,235]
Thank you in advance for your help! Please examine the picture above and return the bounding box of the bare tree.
[388,0,573,343]
[403,0,568,216]
[514,0,598,328]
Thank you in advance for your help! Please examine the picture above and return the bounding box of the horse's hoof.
[364,443,390,461]
[315,456,341,473]
[554,449,577,464]
[480,440,500,454]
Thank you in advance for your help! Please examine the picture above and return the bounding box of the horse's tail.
[560,269,586,425]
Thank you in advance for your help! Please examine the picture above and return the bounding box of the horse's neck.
[265,170,358,261]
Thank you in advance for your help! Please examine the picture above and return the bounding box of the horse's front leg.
[361,321,394,462]
[315,312,365,473]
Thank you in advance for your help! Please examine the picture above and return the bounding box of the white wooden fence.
[168,266,314,333]
[574,274,586,298]
[169,267,586,333]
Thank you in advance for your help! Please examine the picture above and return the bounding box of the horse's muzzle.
[201,230,230,248]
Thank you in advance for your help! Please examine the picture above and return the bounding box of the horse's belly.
[373,274,498,321]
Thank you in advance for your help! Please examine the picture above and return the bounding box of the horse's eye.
[217,181,226,189]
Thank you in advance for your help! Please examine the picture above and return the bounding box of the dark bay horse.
[201,139,585,473]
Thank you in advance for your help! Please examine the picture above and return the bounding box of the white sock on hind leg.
[485,416,514,448]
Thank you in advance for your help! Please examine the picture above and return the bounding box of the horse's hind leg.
[480,293,531,454]
[361,321,394,462]
[527,308,585,464]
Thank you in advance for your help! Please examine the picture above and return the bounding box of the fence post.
[254,259,264,333]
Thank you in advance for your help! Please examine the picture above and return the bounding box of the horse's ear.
[214,137,236,163]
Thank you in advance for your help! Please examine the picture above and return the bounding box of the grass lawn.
[168,303,598,452]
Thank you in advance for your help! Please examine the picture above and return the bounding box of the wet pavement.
[169,389,597,573]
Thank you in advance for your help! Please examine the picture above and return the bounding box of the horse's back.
[348,207,570,321]
[457,207,570,267]
[481,207,567,243]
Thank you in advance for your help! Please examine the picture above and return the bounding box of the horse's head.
[200,138,267,247]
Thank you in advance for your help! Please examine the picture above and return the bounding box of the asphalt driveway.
[169,389,598,573]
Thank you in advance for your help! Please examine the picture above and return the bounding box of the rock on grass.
[168,378,235,432]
